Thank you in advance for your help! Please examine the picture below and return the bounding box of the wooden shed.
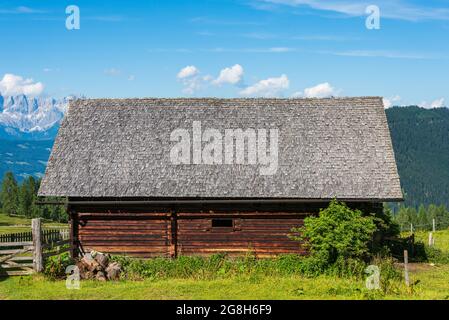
[38,97,403,258]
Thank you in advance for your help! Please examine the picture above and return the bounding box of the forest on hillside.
[386,106,449,209]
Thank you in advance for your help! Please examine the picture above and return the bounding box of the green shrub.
[291,200,377,265]
[43,252,74,280]
[371,255,402,294]
[423,246,449,264]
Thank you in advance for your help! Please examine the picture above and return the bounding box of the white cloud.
[181,78,203,95]
[269,47,292,52]
[104,68,121,76]
[240,74,289,97]
[0,6,46,14]
[176,66,208,95]
[128,75,135,81]
[298,82,337,98]
[329,50,431,60]
[383,95,401,108]
[256,0,449,21]
[0,73,44,96]
[419,98,445,109]
[177,65,199,79]
[213,64,244,86]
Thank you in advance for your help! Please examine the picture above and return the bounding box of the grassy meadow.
[1,211,448,300]
[0,264,448,300]
[0,213,67,234]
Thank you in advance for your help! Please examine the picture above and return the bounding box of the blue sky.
[0,0,448,107]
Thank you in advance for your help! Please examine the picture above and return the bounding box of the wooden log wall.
[77,213,171,257]
[71,201,381,258]
[75,211,306,258]
[177,213,305,257]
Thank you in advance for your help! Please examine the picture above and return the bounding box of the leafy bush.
[290,200,377,265]
[43,252,74,280]
[425,246,449,264]
[371,255,402,294]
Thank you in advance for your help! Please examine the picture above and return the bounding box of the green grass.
[1,264,449,300]
[1,222,448,300]
[0,213,67,234]
[413,230,449,253]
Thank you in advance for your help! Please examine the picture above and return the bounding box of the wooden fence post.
[32,218,43,272]
[404,250,410,287]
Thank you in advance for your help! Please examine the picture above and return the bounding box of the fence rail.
[0,219,70,276]
[0,229,69,244]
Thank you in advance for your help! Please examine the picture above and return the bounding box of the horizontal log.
[178,222,303,228]
[82,246,170,252]
[0,247,33,256]
[79,225,168,231]
[9,256,33,262]
[79,229,168,235]
[81,220,168,226]
[1,263,34,269]
[177,242,300,248]
[0,270,34,276]
[80,241,169,247]
[79,234,168,240]
[78,213,170,218]
[178,233,292,243]
[177,229,298,234]
[0,241,33,247]
[179,247,302,253]
[177,212,308,217]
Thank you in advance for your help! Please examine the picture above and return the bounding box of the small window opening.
[212,218,233,228]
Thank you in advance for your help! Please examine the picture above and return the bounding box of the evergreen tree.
[18,176,37,217]
[0,172,19,216]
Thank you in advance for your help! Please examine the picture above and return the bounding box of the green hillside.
[386,106,449,208]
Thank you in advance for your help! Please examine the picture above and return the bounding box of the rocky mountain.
[0,94,73,182]
[0,94,73,140]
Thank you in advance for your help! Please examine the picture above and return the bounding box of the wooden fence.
[0,229,69,244]
[0,219,70,276]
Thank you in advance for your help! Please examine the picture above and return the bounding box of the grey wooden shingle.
[38,97,403,200]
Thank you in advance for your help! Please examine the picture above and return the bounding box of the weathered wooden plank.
[1,263,34,269]
[0,241,33,247]
[9,256,33,262]
[0,247,33,262]
[78,213,170,218]
[79,235,167,240]
[79,230,168,236]
[0,270,34,276]
[32,218,43,272]
[81,246,169,252]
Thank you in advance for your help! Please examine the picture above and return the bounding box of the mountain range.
[0,94,73,140]
[1,95,448,208]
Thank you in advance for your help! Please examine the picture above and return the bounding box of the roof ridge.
[71,96,382,102]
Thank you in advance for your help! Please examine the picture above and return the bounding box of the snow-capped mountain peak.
[0,94,75,139]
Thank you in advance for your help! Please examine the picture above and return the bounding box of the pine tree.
[0,172,19,216]
[18,176,39,217]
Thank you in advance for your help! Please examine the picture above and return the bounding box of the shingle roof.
[38,97,403,200]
